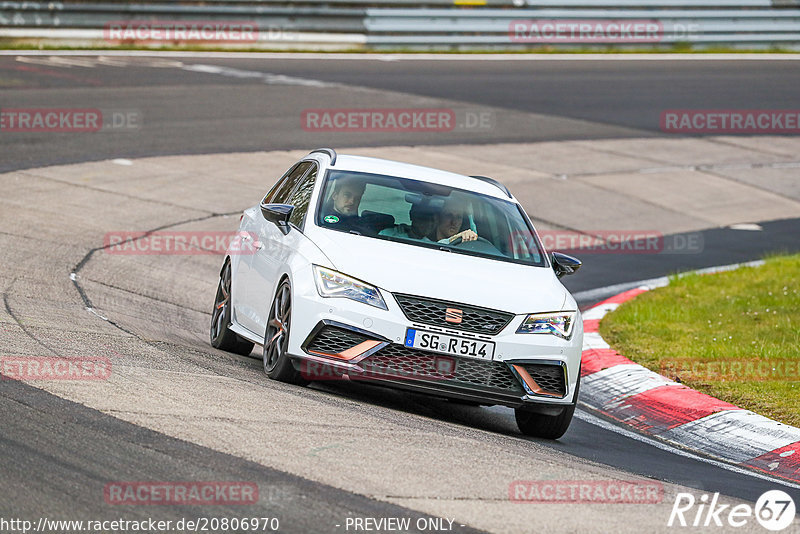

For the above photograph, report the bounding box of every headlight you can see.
[516,311,576,339]
[313,266,387,310]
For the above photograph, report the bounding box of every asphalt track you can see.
[1,53,800,171]
[1,379,482,534]
[1,53,799,532]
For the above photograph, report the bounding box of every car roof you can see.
[325,154,515,202]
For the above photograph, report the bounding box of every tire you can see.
[515,373,580,440]
[262,279,308,386]
[210,260,254,356]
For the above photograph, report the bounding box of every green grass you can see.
[599,254,800,427]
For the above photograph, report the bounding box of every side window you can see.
[263,162,312,205]
[287,166,318,229]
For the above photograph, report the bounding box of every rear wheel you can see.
[263,279,308,386]
[515,373,580,440]
[210,261,254,356]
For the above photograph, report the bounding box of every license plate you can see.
[404,328,495,360]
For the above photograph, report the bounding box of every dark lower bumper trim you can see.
[346,374,528,408]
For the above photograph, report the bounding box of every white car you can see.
[210,148,583,439]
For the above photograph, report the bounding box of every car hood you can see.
[310,229,569,314]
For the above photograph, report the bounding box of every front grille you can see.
[306,326,369,355]
[520,363,566,396]
[393,294,514,335]
[362,344,523,393]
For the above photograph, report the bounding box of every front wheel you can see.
[262,279,308,386]
[210,261,254,356]
[515,374,579,439]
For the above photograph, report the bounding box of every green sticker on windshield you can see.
[323,215,339,224]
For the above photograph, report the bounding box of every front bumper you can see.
[288,271,582,408]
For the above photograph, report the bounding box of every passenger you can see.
[434,196,478,244]
[379,203,436,241]
[321,177,367,233]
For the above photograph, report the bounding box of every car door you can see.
[248,162,317,335]
[234,161,312,335]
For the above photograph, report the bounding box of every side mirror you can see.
[552,251,581,278]
[260,203,294,235]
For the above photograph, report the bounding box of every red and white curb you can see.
[579,265,800,485]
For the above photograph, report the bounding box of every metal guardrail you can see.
[0,3,367,32]
[1,1,799,48]
[365,7,800,46]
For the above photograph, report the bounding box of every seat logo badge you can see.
[445,308,463,324]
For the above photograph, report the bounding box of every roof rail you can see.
[470,175,512,199]
[310,148,337,165]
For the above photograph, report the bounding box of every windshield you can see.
[314,170,546,267]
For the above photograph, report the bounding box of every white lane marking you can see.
[181,64,225,74]
[4,50,800,60]
[12,55,335,87]
[575,409,800,491]
[729,223,763,231]
[660,410,800,465]
[686,260,765,276]
[576,278,667,305]
[16,55,184,69]
[111,159,133,166]
[176,63,336,87]
[96,55,140,68]
[42,56,99,68]
[15,55,97,68]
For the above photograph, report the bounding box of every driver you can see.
[321,176,367,233]
[434,196,478,244]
